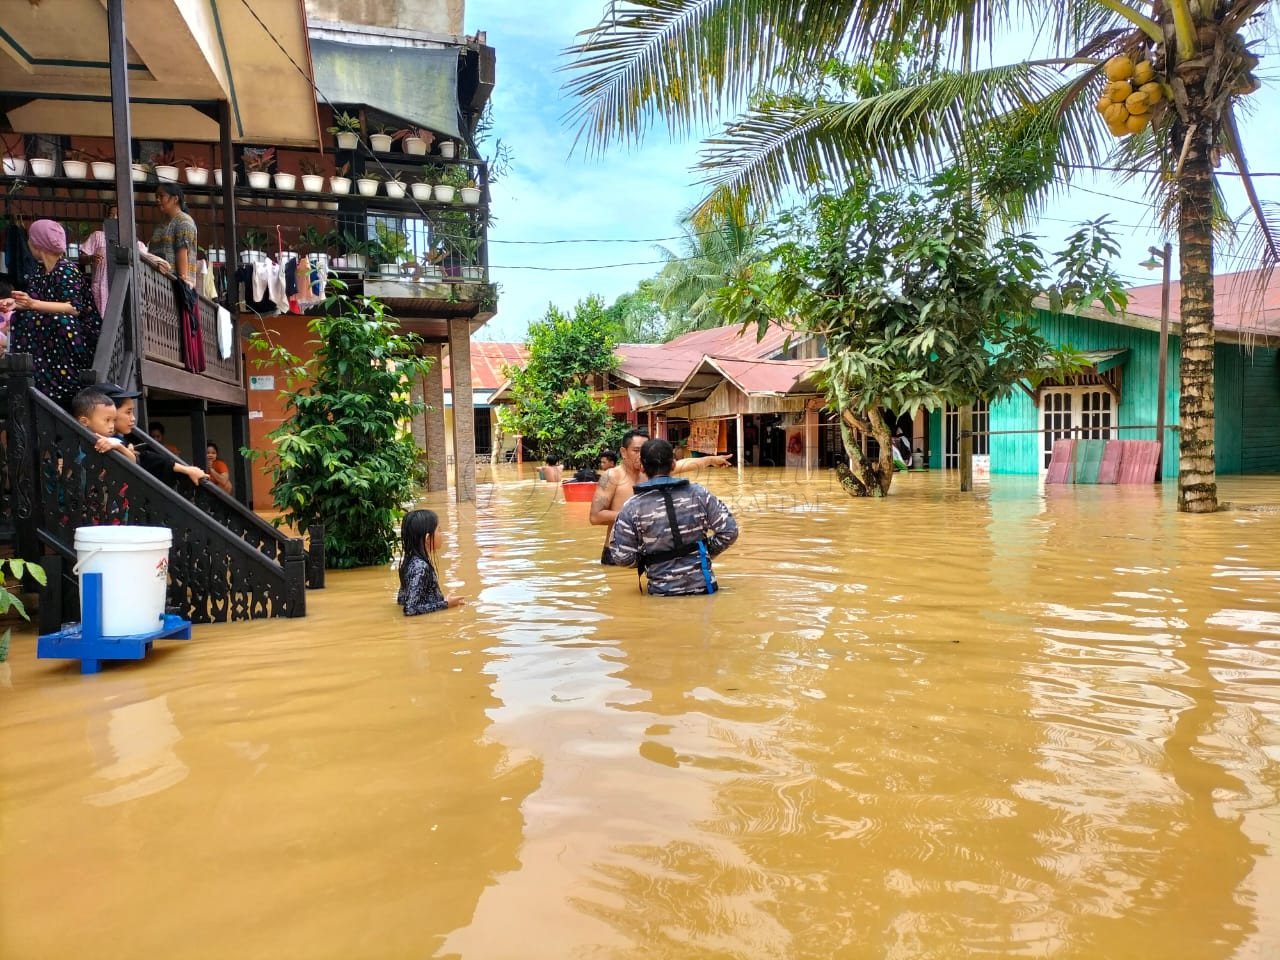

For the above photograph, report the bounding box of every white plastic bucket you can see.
[73,526,172,636]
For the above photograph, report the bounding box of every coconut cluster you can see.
[1095,55,1163,137]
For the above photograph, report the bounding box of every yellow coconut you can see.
[1104,55,1135,81]
[1125,91,1150,115]
[1107,121,1129,138]
[1103,102,1129,126]
[1125,113,1150,135]
[1106,80,1133,102]
[1133,60,1154,85]
[1139,81,1163,105]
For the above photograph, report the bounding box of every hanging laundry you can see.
[172,276,207,373]
[216,305,233,360]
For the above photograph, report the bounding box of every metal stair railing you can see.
[2,356,306,625]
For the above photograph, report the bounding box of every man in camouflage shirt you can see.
[608,438,739,596]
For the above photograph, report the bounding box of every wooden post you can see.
[1155,242,1172,481]
[804,404,818,473]
[189,401,208,481]
[231,409,252,506]
[218,100,238,306]
[735,412,745,474]
[959,404,974,492]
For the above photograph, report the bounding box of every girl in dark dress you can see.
[8,219,102,408]
[396,509,466,616]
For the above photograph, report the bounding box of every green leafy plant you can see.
[338,230,376,259]
[372,222,411,264]
[296,225,332,253]
[241,228,268,251]
[0,559,46,662]
[496,294,624,470]
[245,284,434,568]
[242,147,275,173]
[298,156,324,177]
[327,111,360,135]
[441,165,472,189]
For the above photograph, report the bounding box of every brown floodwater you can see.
[3,465,1280,960]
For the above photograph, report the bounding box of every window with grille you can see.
[1041,388,1114,469]
[944,401,989,469]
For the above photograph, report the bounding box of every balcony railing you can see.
[137,257,241,387]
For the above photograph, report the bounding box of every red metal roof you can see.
[710,357,823,394]
[444,341,528,391]
[1123,268,1280,337]
[616,322,796,387]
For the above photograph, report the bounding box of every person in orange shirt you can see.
[206,442,232,494]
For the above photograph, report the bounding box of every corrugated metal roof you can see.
[616,323,795,387]
[1117,268,1280,338]
[444,341,527,391]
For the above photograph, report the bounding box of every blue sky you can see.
[465,2,1280,343]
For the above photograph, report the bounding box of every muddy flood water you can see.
[3,465,1280,960]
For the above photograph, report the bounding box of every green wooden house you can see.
[921,270,1280,478]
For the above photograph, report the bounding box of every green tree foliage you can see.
[246,287,433,568]
[749,175,1127,497]
[564,0,1278,512]
[498,295,624,469]
[605,279,669,343]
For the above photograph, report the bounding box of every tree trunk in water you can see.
[866,406,895,495]
[836,410,883,497]
[1175,81,1218,512]
[958,404,973,492]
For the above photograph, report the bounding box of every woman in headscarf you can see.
[8,219,103,408]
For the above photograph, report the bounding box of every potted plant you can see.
[384,171,407,199]
[438,140,456,159]
[131,161,151,183]
[372,223,411,277]
[297,225,333,269]
[335,230,373,272]
[328,111,361,150]
[1,133,25,177]
[205,244,226,266]
[355,170,381,197]
[369,123,397,153]
[400,128,434,156]
[28,147,56,178]
[418,252,444,282]
[330,162,352,195]
[459,178,482,205]
[432,181,456,203]
[449,233,485,281]
[214,163,236,187]
[181,155,210,186]
[243,147,274,188]
[152,151,179,183]
[62,149,91,179]
[80,148,113,180]
[240,228,268,265]
[299,156,325,192]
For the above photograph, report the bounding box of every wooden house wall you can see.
[989,309,1179,477]
[1241,347,1280,473]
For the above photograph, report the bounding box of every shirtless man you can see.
[591,428,731,564]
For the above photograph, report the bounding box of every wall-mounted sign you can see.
[249,375,275,391]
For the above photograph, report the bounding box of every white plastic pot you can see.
[432,184,456,203]
[385,181,407,199]
[378,263,400,277]
[29,158,56,177]
[330,176,351,195]
[460,186,481,205]
[369,133,393,152]
[301,174,325,192]
[335,131,359,150]
[64,160,90,179]
[73,525,172,637]
[214,168,238,188]
[438,141,456,159]
[404,137,427,155]
[155,164,179,183]
[185,167,210,186]
[91,161,115,180]
[247,170,271,189]
[421,266,444,282]
[356,178,379,197]
[207,248,226,265]
[462,265,486,282]
[344,253,367,271]
[240,249,266,265]
[131,164,149,182]
[410,182,433,201]
[2,157,27,176]
[273,172,297,190]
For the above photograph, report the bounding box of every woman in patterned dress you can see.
[146,182,197,285]
[7,219,103,408]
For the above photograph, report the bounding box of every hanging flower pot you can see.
[335,131,359,151]
[273,172,297,190]
[155,164,180,183]
[410,182,432,201]
[460,186,481,205]
[404,136,427,156]
[91,161,115,180]
[29,158,56,177]
[432,184,456,203]
[64,159,90,179]
[301,174,325,192]
[356,177,379,197]
[369,133,393,152]
[185,166,210,186]
[330,176,352,195]
[2,157,27,177]
[385,180,407,199]
[438,141,456,159]
[247,170,271,189]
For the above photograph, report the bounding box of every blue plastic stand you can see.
[37,572,193,674]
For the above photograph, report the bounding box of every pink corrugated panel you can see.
[1098,440,1123,484]
[1117,441,1161,484]
[1045,439,1075,484]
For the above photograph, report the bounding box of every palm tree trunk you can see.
[1175,89,1218,512]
